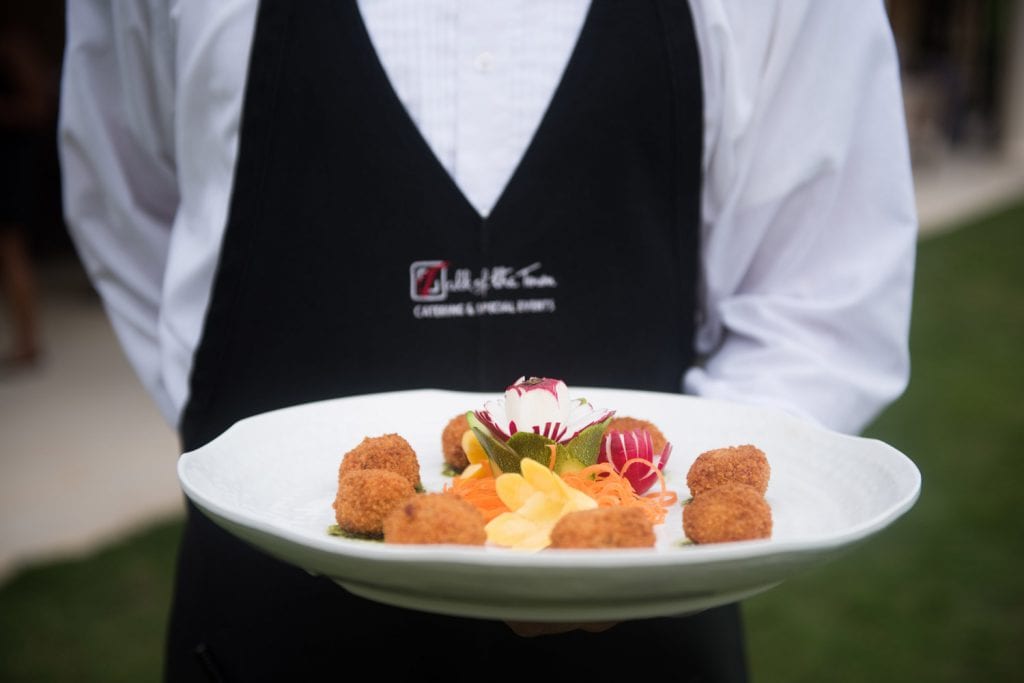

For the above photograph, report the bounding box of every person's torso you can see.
[179,0,704,450]
[165,7,751,682]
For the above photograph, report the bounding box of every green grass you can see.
[0,519,182,683]
[745,199,1024,682]
[1,200,1021,682]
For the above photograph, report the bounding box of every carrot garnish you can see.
[443,454,676,526]
[619,457,678,507]
[443,475,509,522]
[561,461,676,525]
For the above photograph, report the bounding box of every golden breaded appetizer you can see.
[333,469,416,538]
[686,444,770,497]
[549,506,656,549]
[440,413,471,472]
[339,433,421,489]
[682,483,772,544]
[383,492,486,545]
[606,416,668,455]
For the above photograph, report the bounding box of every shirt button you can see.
[474,51,495,73]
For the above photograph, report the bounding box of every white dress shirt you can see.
[57,0,918,435]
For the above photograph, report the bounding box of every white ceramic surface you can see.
[178,388,921,621]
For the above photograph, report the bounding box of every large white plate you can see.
[178,387,921,622]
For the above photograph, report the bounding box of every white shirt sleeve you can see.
[685,0,917,435]
[58,0,180,424]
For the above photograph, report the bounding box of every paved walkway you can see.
[914,153,1024,236]
[0,264,182,584]
[1,155,1022,584]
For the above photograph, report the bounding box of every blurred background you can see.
[1,1,1022,681]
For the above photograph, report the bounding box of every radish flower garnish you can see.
[467,377,614,475]
[598,429,673,495]
[477,376,603,443]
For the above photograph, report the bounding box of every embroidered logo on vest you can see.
[409,260,558,319]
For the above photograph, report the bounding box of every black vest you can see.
[168,2,747,681]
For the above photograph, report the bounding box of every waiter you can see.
[58,1,917,680]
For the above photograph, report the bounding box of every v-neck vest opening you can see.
[354,0,594,220]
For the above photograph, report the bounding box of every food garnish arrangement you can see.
[331,377,773,551]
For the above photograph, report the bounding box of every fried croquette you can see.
[440,413,471,472]
[333,469,416,538]
[548,506,656,549]
[383,493,486,545]
[686,444,770,497]
[606,416,668,454]
[339,433,421,489]
[682,483,772,544]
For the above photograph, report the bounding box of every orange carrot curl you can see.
[443,476,508,522]
[561,461,677,525]
[618,457,679,509]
